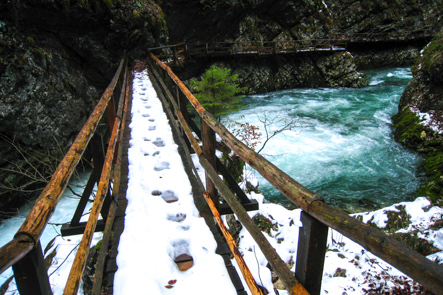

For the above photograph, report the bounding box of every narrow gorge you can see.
[0,0,442,211]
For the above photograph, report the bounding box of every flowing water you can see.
[227,67,425,212]
[0,67,425,287]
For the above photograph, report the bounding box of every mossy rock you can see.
[252,213,278,235]
[418,153,443,204]
[367,205,411,234]
[392,108,426,150]
[391,231,439,256]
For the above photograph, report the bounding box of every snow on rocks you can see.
[113,70,236,295]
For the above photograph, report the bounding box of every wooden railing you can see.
[151,29,436,65]
[146,52,443,295]
[151,39,347,64]
[0,56,130,295]
[331,28,436,43]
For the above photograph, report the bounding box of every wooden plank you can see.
[64,115,121,295]
[60,220,106,236]
[0,57,126,275]
[202,120,218,208]
[216,158,250,204]
[92,68,131,295]
[218,200,258,215]
[203,192,264,295]
[172,106,308,294]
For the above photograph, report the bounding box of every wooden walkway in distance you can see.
[151,29,435,63]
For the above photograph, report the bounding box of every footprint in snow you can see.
[148,126,156,131]
[142,114,150,118]
[151,190,179,203]
[170,240,193,271]
[167,213,186,222]
[153,138,165,147]
[154,161,170,171]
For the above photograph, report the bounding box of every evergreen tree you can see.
[191,65,247,120]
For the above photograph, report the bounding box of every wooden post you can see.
[13,242,51,295]
[296,211,328,295]
[172,45,178,66]
[202,120,218,208]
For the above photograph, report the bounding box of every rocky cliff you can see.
[165,0,440,92]
[0,0,441,210]
[393,31,443,205]
[0,0,167,210]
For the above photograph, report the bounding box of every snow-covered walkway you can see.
[113,70,237,294]
[4,69,443,295]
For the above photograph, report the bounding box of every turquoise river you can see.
[227,67,425,212]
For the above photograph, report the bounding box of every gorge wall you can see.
[393,31,443,205]
[0,0,167,210]
[165,0,439,92]
[0,0,441,210]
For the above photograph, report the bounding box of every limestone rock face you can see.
[392,31,443,204]
[0,1,167,207]
[315,52,368,88]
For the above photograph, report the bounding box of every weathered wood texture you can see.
[148,52,443,295]
[149,62,249,294]
[92,69,131,295]
[149,55,308,294]
[64,65,129,294]
[202,120,218,207]
[296,211,328,295]
[203,192,264,295]
[0,57,126,280]
[12,242,51,295]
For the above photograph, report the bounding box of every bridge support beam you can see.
[296,211,328,295]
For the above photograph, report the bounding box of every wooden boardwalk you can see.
[151,29,435,63]
[103,72,248,294]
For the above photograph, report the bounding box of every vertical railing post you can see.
[172,45,178,66]
[202,120,218,208]
[12,241,51,295]
[295,211,328,295]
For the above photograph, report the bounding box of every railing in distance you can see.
[146,52,443,295]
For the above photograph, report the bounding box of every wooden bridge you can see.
[151,29,435,65]
[1,43,442,294]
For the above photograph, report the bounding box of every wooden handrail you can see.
[148,53,309,294]
[203,192,264,295]
[148,52,443,295]
[14,56,126,244]
[64,63,129,295]
[0,57,126,294]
